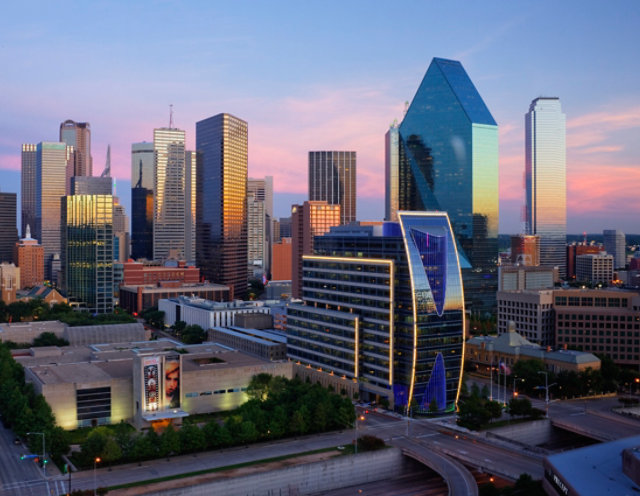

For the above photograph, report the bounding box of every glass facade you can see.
[291,212,465,412]
[308,151,356,224]
[525,97,566,276]
[153,128,186,261]
[21,144,37,238]
[62,194,114,313]
[196,113,248,300]
[386,58,498,314]
[131,142,155,260]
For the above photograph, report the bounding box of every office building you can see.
[21,144,37,238]
[272,238,292,281]
[576,253,614,284]
[525,98,567,276]
[554,288,640,367]
[0,192,18,263]
[14,225,44,289]
[567,244,604,280]
[62,194,114,313]
[290,201,341,299]
[386,58,499,313]
[603,229,626,269]
[498,265,556,291]
[71,176,112,195]
[247,177,274,275]
[196,113,248,300]
[34,142,72,281]
[309,151,356,224]
[153,127,186,261]
[510,234,540,266]
[60,120,92,194]
[131,142,155,260]
[113,198,129,262]
[287,213,465,412]
[279,217,292,239]
[119,282,229,315]
[184,150,197,262]
[497,290,555,346]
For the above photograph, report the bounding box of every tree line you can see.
[0,299,135,326]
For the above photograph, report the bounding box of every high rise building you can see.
[525,97,566,277]
[247,177,274,275]
[131,142,155,260]
[287,213,465,412]
[14,225,44,289]
[62,194,114,313]
[385,58,499,313]
[184,150,197,262]
[603,229,626,269]
[196,113,248,300]
[71,176,112,195]
[21,144,37,238]
[113,198,129,262]
[60,120,92,194]
[153,128,186,261]
[0,192,18,263]
[309,151,356,225]
[34,142,72,281]
[291,201,341,299]
[0,263,19,304]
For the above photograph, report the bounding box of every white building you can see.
[525,97,566,277]
[576,253,614,284]
[497,289,555,347]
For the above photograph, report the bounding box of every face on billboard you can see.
[164,356,180,409]
[143,357,160,411]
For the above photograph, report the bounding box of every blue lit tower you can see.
[288,212,465,412]
[386,58,499,314]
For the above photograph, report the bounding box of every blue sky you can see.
[1,1,639,233]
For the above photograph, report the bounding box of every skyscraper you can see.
[385,58,499,313]
[131,142,155,260]
[247,177,274,276]
[290,201,341,298]
[153,128,186,261]
[287,212,465,412]
[21,144,37,238]
[113,198,129,262]
[62,194,113,313]
[525,97,566,277]
[184,150,197,262]
[603,229,626,269]
[34,142,72,281]
[309,151,356,225]
[60,120,92,194]
[14,225,44,289]
[0,193,18,263]
[196,113,248,300]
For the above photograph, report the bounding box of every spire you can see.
[101,145,111,177]
[26,224,31,239]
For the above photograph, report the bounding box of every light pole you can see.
[94,457,101,496]
[354,414,365,454]
[538,371,557,417]
[26,432,45,478]
[513,377,524,398]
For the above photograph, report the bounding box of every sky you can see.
[1,1,639,234]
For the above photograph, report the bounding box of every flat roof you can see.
[224,326,287,345]
[545,435,640,494]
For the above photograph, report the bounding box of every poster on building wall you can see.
[143,356,160,411]
[164,355,180,409]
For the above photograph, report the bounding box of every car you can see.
[13,438,21,445]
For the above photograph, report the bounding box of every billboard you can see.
[164,355,180,409]
[143,356,160,411]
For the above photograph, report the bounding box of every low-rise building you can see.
[498,265,556,291]
[207,326,287,361]
[119,282,229,315]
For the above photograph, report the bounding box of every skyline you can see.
[1,1,639,233]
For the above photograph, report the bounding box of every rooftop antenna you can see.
[169,104,174,129]
[101,145,111,177]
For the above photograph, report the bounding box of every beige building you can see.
[0,263,20,304]
[576,253,614,284]
[497,290,555,346]
[15,338,292,430]
[498,265,557,291]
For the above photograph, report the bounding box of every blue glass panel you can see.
[421,352,446,410]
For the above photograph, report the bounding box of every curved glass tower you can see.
[386,58,498,314]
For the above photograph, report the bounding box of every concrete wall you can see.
[486,419,553,446]
[133,448,405,496]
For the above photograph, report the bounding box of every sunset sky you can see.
[1,1,639,233]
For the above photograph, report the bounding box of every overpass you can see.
[551,409,640,442]
[390,437,478,496]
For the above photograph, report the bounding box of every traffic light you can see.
[63,463,68,474]
[20,454,25,460]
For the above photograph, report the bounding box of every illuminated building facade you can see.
[62,194,114,313]
[153,128,186,261]
[14,225,44,289]
[385,58,499,314]
[184,151,197,262]
[309,151,356,225]
[510,234,540,266]
[35,142,73,281]
[247,177,274,276]
[60,120,92,193]
[196,113,248,300]
[131,142,155,261]
[525,97,566,276]
[21,144,37,238]
[291,201,341,299]
[287,212,465,412]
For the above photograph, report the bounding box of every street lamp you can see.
[537,371,557,417]
[26,432,45,478]
[513,377,525,398]
[94,457,101,496]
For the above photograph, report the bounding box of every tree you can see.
[508,397,532,417]
[246,373,272,401]
[428,397,439,413]
[181,325,206,344]
[159,425,180,457]
[179,422,205,452]
[33,332,69,347]
[171,320,187,336]
[485,400,503,422]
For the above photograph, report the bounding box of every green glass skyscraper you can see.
[386,57,499,314]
